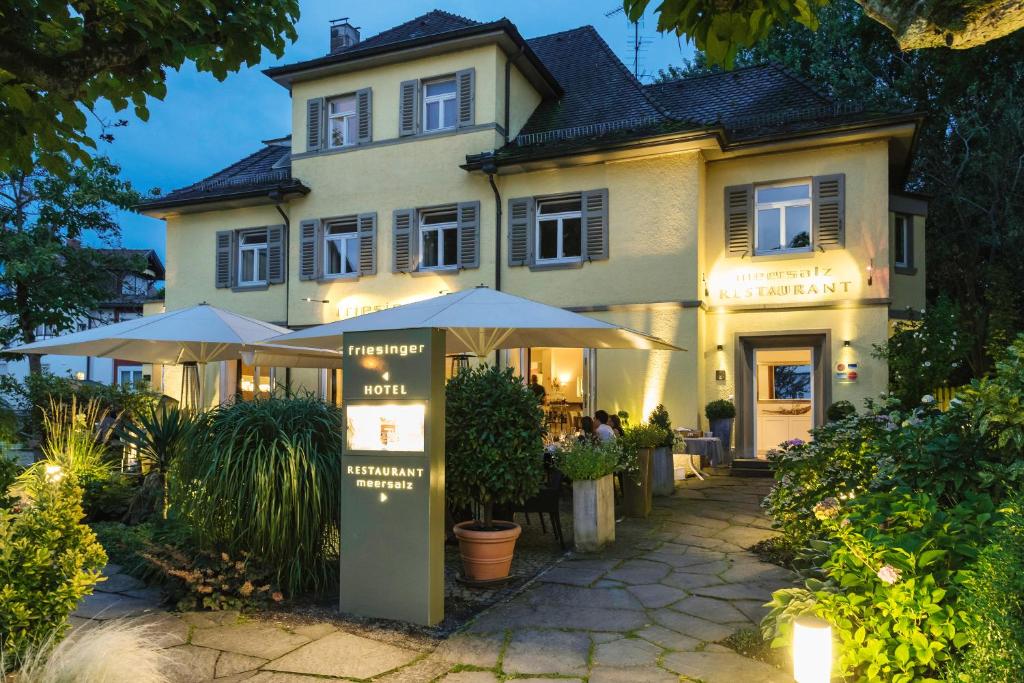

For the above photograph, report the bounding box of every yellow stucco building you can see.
[139,11,927,458]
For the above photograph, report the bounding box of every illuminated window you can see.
[324,217,359,277]
[238,231,268,286]
[419,208,458,270]
[755,183,811,255]
[536,197,582,264]
[327,95,358,148]
[423,78,457,132]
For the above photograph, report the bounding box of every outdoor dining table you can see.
[683,436,728,467]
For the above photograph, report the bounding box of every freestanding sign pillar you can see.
[339,328,445,625]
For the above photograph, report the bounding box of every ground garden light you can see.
[793,615,832,682]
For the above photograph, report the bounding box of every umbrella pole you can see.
[198,361,208,411]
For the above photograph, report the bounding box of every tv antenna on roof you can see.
[605,4,650,81]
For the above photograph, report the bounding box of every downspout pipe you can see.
[483,161,501,292]
[271,193,290,327]
[483,160,501,366]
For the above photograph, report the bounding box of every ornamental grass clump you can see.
[445,364,545,529]
[171,395,343,596]
[554,439,620,481]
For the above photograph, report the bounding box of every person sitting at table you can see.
[608,413,625,438]
[594,410,615,442]
[529,374,546,402]
[578,416,596,443]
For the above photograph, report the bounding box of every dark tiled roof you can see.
[137,142,307,212]
[94,249,166,280]
[519,27,667,136]
[346,10,480,51]
[643,64,832,126]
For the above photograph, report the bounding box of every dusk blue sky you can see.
[97,2,695,268]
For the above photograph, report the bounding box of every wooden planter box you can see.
[572,474,615,552]
[652,445,675,496]
[623,447,653,518]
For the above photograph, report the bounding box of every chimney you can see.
[330,18,360,53]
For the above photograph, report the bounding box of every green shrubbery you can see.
[0,470,106,671]
[171,395,343,596]
[764,491,992,682]
[445,364,545,528]
[704,398,736,420]
[761,335,1024,681]
[554,439,620,480]
[0,372,158,442]
[647,404,674,447]
[952,493,1024,682]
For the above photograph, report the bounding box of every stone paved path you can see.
[73,476,796,681]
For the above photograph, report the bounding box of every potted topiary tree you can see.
[555,439,619,552]
[446,365,546,581]
[705,399,736,460]
[648,404,675,496]
[618,423,668,518]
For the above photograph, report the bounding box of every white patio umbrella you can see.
[7,303,342,408]
[269,287,684,355]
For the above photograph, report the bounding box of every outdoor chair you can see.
[506,466,566,550]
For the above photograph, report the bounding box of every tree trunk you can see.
[15,281,41,375]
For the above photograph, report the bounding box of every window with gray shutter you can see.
[398,80,419,137]
[306,98,325,152]
[215,230,234,288]
[356,88,372,144]
[357,212,377,276]
[456,201,480,268]
[299,219,320,280]
[392,208,417,272]
[507,197,534,267]
[724,184,754,257]
[582,189,609,261]
[812,174,845,249]
[266,224,286,284]
[455,68,475,128]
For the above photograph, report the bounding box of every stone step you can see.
[728,458,774,478]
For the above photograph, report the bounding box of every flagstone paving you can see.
[72,476,796,681]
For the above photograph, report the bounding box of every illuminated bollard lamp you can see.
[793,615,832,683]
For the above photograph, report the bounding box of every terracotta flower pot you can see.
[453,520,522,581]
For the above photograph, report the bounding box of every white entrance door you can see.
[754,348,814,457]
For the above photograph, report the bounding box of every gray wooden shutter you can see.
[582,189,609,261]
[455,68,475,128]
[357,212,377,276]
[507,197,534,267]
[356,88,372,144]
[306,98,325,152]
[299,219,320,281]
[215,230,234,288]
[724,184,753,257]
[813,174,845,249]
[392,208,418,272]
[456,201,480,269]
[398,80,418,137]
[266,224,286,284]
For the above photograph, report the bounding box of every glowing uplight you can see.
[45,464,64,483]
[793,616,832,683]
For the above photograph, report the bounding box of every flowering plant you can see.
[763,490,994,682]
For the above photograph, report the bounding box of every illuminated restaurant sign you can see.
[715,266,855,302]
[339,328,445,625]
